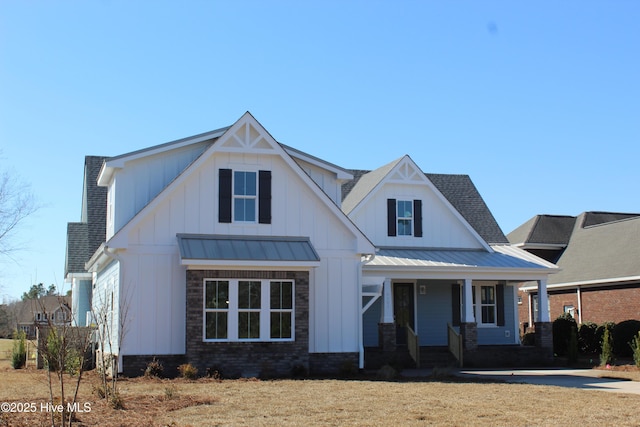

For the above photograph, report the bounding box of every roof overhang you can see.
[363,245,559,281]
[177,234,321,269]
[520,275,640,292]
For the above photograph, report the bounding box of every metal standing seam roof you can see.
[176,234,320,262]
[366,246,557,270]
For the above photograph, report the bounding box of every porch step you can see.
[419,346,458,368]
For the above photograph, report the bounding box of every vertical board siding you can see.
[363,297,381,347]
[477,285,516,345]
[416,280,453,346]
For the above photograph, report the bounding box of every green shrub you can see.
[521,332,535,346]
[600,327,613,366]
[578,322,599,354]
[596,322,615,353]
[631,332,640,368]
[567,327,578,364]
[144,357,164,378]
[612,320,640,358]
[177,363,198,379]
[11,330,27,369]
[553,313,577,356]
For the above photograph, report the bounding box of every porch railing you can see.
[407,325,420,368]
[447,323,463,367]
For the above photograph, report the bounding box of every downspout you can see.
[102,245,124,374]
[576,286,582,324]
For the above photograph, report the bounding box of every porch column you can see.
[462,278,475,322]
[460,278,477,351]
[536,279,550,322]
[378,278,396,351]
[535,278,553,355]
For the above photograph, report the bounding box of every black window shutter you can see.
[452,284,461,326]
[413,199,423,237]
[387,199,396,236]
[496,284,505,326]
[218,169,232,223]
[258,170,271,224]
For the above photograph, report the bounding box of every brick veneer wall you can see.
[519,283,640,330]
[185,269,310,378]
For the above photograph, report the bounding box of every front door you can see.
[394,283,415,345]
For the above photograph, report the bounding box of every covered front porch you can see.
[360,247,557,369]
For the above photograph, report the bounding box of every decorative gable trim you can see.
[103,112,375,256]
[350,155,492,252]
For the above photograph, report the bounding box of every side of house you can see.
[509,212,640,329]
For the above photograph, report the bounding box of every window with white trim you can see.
[233,171,257,222]
[203,279,294,342]
[472,285,496,325]
[397,200,413,236]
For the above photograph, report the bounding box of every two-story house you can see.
[68,112,557,377]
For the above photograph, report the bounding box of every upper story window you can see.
[387,198,422,237]
[397,200,414,236]
[234,171,257,222]
[219,169,271,224]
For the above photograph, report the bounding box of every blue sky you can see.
[0,1,638,301]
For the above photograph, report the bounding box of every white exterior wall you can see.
[351,182,484,249]
[293,158,343,207]
[113,150,363,355]
[107,142,211,240]
[93,260,120,355]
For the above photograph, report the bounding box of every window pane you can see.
[239,281,261,309]
[271,312,292,339]
[397,200,412,218]
[239,312,260,339]
[482,306,495,324]
[481,286,495,304]
[205,312,228,339]
[234,171,256,196]
[234,198,256,222]
[398,219,412,236]
[205,281,229,309]
[270,281,293,310]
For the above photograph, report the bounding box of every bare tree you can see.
[0,161,39,259]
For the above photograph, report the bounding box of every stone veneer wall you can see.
[185,270,310,378]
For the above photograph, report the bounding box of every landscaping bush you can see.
[177,363,198,379]
[612,320,640,358]
[567,327,578,364]
[553,313,577,356]
[11,330,27,369]
[144,357,164,378]
[631,331,640,368]
[521,332,535,346]
[578,322,599,354]
[600,327,613,366]
[596,322,615,353]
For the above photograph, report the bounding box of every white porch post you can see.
[382,278,394,323]
[537,278,550,322]
[462,278,474,322]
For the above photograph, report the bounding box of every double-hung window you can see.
[233,171,257,222]
[203,279,294,341]
[472,285,497,326]
[397,200,413,236]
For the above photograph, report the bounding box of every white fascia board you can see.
[97,128,228,186]
[64,272,92,283]
[363,265,554,281]
[182,260,320,270]
[516,243,567,250]
[520,275,640,292]
[282,144,353,180]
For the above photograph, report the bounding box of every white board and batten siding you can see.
[352,182,485,250]
[93,260,120,354]
[111,146,366,356]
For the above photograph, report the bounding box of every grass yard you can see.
[1,360,640,426]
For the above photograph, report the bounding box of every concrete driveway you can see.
[456,368,640,395]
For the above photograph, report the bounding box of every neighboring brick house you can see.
[508,212,640,331]
[68,112,558,376]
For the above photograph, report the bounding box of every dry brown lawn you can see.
[1,360,640,426]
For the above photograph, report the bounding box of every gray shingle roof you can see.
[65,155,108,276]
[340,162,509,244]
[507,215,576,245]
[550,214,640,285]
